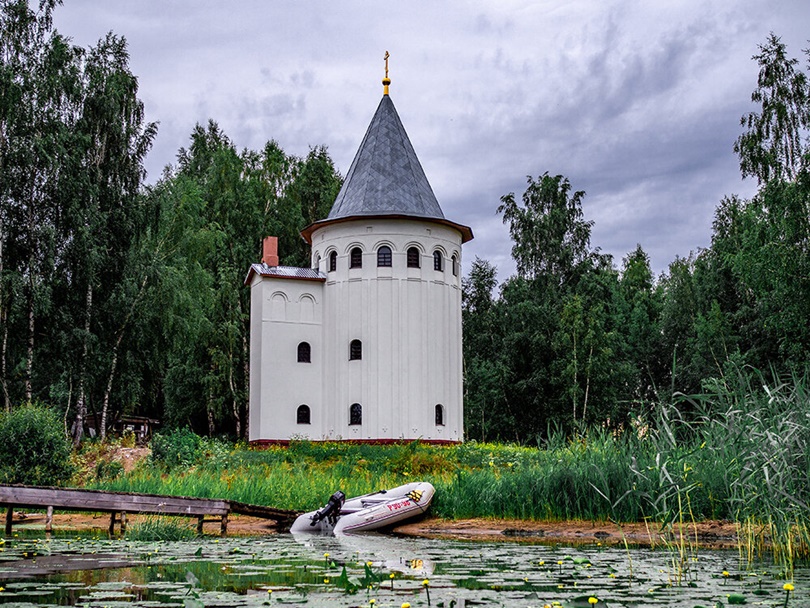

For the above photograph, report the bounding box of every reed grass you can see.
[87,366,810,568]
[126,516,197,541]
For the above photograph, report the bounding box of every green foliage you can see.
[497,172,594,281]
[88,371,810,566]
[149,428,230,470]
[126,516,196,541]
[464,33,810,442]
[94,458,124,481]
[733,33,809,183]
[468,173,642,441]
[143,122,341,437]
[0,403,73,485]
[1,13,808,463]
[0,3,342,439]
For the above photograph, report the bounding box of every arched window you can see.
[329,251,337,272]
[435,404,445,426]
[314,254,321,270]
[349,339,362,361]
[407,247,421,268]
[433,251,443,272]
[297,405,311,424]
[377,245,392,267]
[297,342,311,363]
[350,247,363,269]
[349,403,362,426]
[452,255,458,276]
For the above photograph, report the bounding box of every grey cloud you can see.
[51,0,808,281]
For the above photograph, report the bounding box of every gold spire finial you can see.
[383,50,391,95]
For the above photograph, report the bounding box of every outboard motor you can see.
[309,490,345,527]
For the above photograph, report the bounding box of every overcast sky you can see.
[53,1,808,281]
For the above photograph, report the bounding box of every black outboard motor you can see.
[309,490,346,527]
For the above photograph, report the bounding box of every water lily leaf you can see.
[726,594,746,604]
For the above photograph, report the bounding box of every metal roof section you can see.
[328,95,445,221]
[244,263,326,286]
[301,93,474,244]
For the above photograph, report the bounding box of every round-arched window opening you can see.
[350,339,362,361]
[297,404,311,425]
[328,251,337,272]
[297,342,311,363]
[435,404,445,426]
[407,247,421,268]
[350,247,363,269]
[451,254,459,276]
[377,245,392,267]
[349,403,362,426]
[433,251,443,272]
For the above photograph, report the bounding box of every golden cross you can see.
[384,51,390,79]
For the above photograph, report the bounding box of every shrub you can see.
[0,404,73,486]
[150,428,203,469]
[95,459,124,481]
[150,428,230,470]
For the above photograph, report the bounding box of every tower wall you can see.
[248,275,324,442]
[311,218,463,442]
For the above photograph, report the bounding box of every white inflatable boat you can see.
[289,481,435,535]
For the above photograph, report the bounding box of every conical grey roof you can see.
[328,95,445,220]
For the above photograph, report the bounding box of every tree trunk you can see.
[0,307,8,412]
[100,275,149,439]
[571,328,578,423]
[582,344,593,424]
[73,283,92,447]
[242,331,249,440]
[225,322,241,438]
[0,121,9,412]
[25,193,36,404]
[25,263,34,403]
[206,379,216,437]
[100,345,119,440]
[0,217,7,411]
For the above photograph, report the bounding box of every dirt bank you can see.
[394,517,742,549]
[9,511,742,549]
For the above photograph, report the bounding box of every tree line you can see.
[0,1,341,442]
[463,33,810,442]
[2,3,806,444]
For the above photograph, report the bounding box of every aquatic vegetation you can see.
[126,516,196,541]
[78,371,810,570]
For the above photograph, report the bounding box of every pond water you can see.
[0,531,805,607]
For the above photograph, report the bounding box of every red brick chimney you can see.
[262,236,279,267]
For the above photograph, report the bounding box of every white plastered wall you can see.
[311,218,464,442]
[248,275,324,442]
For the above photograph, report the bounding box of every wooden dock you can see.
[0,484,299,536]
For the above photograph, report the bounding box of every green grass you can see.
[126,516,197,541]
[86,367,810,568]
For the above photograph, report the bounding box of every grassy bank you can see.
[85,369,810,567]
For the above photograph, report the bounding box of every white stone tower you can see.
[246,64,473,444]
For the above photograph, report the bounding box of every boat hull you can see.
[290,482,434,535]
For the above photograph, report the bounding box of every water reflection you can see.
[0,532,804,607]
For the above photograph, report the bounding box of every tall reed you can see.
[87,367,810,566]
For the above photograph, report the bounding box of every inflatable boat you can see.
[290,481,435,535]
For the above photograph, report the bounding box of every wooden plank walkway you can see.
[0,484,299,536]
